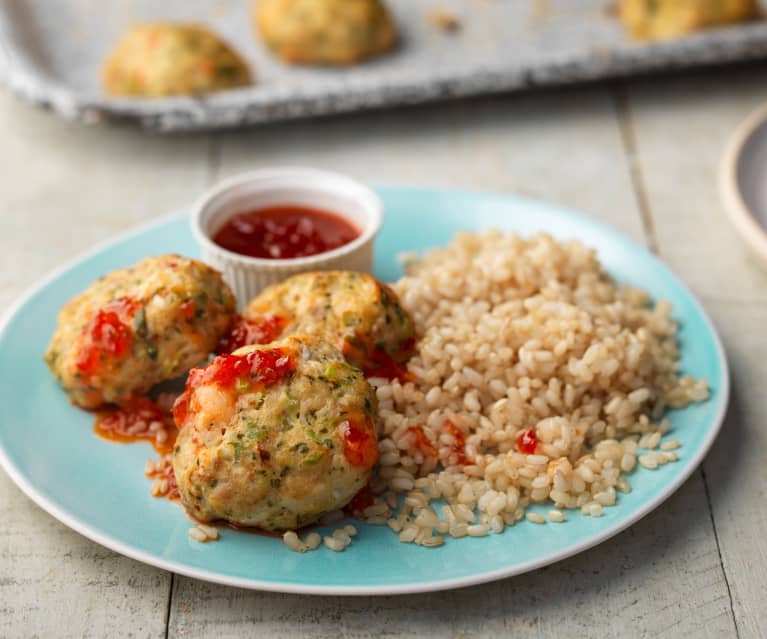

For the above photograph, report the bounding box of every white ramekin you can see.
[191,167,383,307]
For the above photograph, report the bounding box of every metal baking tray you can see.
[2,0,767,131]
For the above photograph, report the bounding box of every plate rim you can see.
[0,187,730,595]
[719,101,767,271]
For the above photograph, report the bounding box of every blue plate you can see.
[0,187,728,595]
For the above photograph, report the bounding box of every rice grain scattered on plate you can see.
[361,230,708,546]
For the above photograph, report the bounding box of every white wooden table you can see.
[2,64,766,638]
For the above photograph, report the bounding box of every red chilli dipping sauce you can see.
[212,205,360,259]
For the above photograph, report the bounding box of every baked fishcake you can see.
[240,271,415,374]
[103,23,252,97]
[254,0,397,65]
[172,335,378,530]
[619,0,758,40]
[45,255,236,409]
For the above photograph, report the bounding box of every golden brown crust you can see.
[44,255,236,409]
[243,271,415,369]
[173,335,377,530]
[254,0,397,65]
[103,23,252,97]
[619,0,758,40]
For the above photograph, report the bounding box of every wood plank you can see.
[624,63,767,638]
[169,86,735,638]
[0,90,211,310]
[0,477,170,639]
[213,88,645,241]
[170,478,730,639]
[0,89,211,639]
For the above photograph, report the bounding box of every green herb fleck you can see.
[302,451,325,466]
[217,64,241,79]
[246,421,268,442]
[134,307,158,360]
[282,387,300,428]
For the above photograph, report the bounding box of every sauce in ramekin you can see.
[212,206,360,259]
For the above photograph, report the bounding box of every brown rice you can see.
[361,230,708,546]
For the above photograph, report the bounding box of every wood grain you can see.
[625,64,767,639]
[0,91,212,309]
[169,478,732,639]
[0,90,210,639]
[0,476,169,639]
[213,88,645,241]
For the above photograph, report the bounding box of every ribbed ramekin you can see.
[191,167,383,307]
